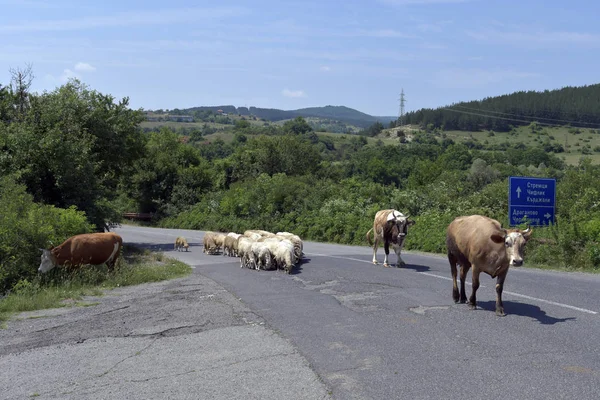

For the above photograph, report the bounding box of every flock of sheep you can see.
[200,230,303,274]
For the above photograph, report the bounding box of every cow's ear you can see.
[490,233,505,244]
[407,219,416,226]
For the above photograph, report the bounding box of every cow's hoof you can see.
[496,309,506,317]
[398,262,406,268]
[383,263,391,268]
[372,262,378,265]
[468,303,477,310]
[459,299,467,304]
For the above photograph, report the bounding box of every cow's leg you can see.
[495,272,508,316]
[372,236,379,265]
[459,262,471,303]
[468,267,481,310]
[393,244,406,267]
[383,241,391,267]
[449,253,459,303]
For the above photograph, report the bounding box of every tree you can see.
[127,128,210,216]
[0,78,145,230]
[359,122,384,137]
[282,116,313,135]
[9,64,34,121]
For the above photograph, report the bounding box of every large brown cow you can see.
[446,215,532,316]
[38,232,123,273]
[366,209,415,267]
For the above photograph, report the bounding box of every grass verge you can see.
[0,245,191,327]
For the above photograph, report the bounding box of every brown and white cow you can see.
[446,215,532,316]
[38,232,123,273]
[366,209,415,267]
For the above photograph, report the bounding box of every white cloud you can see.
[320,66,331,72]
[60,68,79,82]
[282,88,306,98]
[74,62,96,72]
[45,62,97,85]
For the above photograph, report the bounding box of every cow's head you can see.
[38,248,58,273]
[491,227,533,267]
[386,211,416,245]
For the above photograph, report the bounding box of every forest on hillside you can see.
[403,84,600,132]
[157,105,389,129]
[2,70,600,294]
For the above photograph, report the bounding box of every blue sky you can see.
[1,0,599,116]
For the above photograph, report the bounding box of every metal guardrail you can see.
[122,212,153,221]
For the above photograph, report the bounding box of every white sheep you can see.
[223,232,241,257]
[203,232,219,255]
[276,232,303,262]
[174,236,190,252]
[250,241,273,271]
[272,239,296,274]
[237,236,255,268]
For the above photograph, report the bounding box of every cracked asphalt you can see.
[3,224,600,400]
[0,270,330,399]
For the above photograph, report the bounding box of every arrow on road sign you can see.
[544,213,551,219]
[516,186,521,198]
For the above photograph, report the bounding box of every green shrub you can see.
[0,176,93,293]
[404,211,456,253]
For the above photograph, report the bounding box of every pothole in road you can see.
[409,305,449,315]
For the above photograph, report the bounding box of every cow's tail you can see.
[366,228,374,246]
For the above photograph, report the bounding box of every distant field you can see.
[140,119,600,165]
[383,125,600,165]
[140,114,266,131]
[140,121,226,130]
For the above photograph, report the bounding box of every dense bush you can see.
[0,176,93,292]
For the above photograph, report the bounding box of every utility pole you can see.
[398,89,406,126]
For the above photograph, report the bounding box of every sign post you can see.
[508,176,556,226]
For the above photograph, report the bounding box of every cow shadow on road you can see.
[477,300,577,325]
[400,263,430,272]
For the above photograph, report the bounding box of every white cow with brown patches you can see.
[366,209,415,267]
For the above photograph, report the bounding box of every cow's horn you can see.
[522,227,531,234]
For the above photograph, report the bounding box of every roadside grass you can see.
[0,245,191,326]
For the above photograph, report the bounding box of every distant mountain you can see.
[164,104,396,129]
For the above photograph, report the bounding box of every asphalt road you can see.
[3,225,600,399]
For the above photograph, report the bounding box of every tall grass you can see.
[0,246,191,326]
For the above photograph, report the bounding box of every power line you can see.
[449,104,600,127]
[441,108,564,127]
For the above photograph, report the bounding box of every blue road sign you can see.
[508,176,556,226]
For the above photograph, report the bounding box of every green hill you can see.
[157,104,396,129]
[404,83,600,132]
